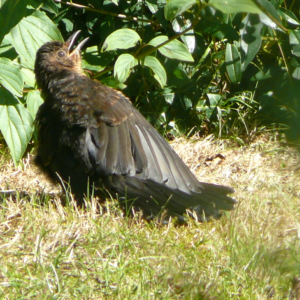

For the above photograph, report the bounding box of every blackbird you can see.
[34,31,236,222]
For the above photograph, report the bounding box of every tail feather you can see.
[104,175,236,222]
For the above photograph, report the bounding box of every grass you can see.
[0,134,299,299]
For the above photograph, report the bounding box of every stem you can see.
[91,65,114,79]
[53,0,152,24]
[289,0,295,11]
[277,38,291,83]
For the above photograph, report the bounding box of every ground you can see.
[0,134,299,299]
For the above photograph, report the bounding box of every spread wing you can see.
[85,79,220,196]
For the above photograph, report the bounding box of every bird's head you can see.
[35,31,89,89]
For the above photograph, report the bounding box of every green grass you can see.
[0,137,299,299]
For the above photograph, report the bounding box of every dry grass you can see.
[0,134,299,299]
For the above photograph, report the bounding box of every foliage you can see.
[0,0,300,162]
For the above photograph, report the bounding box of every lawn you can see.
[0,134,299,299]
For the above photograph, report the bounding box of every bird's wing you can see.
[84,79,205,194]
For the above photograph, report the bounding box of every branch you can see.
[53,0,152,24]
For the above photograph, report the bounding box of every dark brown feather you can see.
[34,32,236,222]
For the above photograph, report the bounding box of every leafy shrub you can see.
[0,0,299,163]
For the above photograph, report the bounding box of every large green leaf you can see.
[101,29,140,52]
[279,8,300,26]
[114,54,138,83]
[0,0,30,44]
[148,36,194,62]
[225,43,241,84]
[240,14,262,71]
[209,0,261,14]
[7,10,63,69]
[164,0,197,21]
[26,90,43,118]
[20,67,35,88]
[0,87,33,163]
[143,56,166,88]
[0,57,23,97]
[255,0,283,30]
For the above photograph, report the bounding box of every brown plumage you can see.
[34,31,236,222]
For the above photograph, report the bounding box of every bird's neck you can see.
[37,67,93,127]
[38,67,79,98]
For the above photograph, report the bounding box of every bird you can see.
[34,31,236,223]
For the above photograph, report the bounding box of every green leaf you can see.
[20,67,35,88]
[205,94,222,119]
[279,8,300,25]
[292,67,300,80]
[164,0,197,21]
[172,18,195,53]
[289,30,300,45]
[100,76,127,90]
[240,14,262,71]
[61,18,74,32]
[207,93,222,106]
[225,43,242,84]
[146,1,158,14]
[0,0,29,44]
[114,54,138,83]
[197,19,239,41]
[26,90,43,118]
[0,87,33,163]
[255,0,283,30]
[82,46,108,73]
[148,36,194,62]
[7,10,63,69]
[0,57,23,97]
[251,68,273,81]
[292,44,300,57]
[143,56,167,88]
[209,0,261,14]
[101,29,140,52]
[226,96,253,108]
[0,40,14,55]
[163,90,175,105]
[33,0,60,14]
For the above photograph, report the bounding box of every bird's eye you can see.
[58,50,65,57]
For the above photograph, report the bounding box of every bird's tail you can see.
[104,175,236,223]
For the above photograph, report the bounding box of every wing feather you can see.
[135,125,163,182]
[85,82,229,201]
[128,121,148,174]
[116,120,135,175]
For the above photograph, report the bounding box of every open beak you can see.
[66,30,89,53]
